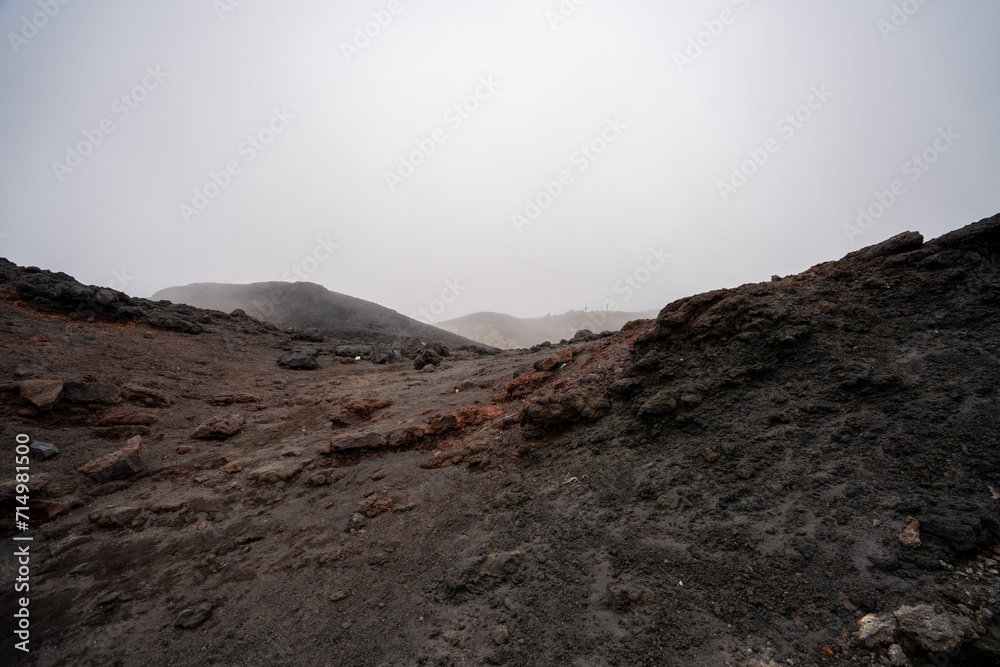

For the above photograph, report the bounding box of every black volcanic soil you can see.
[1,214,999,667]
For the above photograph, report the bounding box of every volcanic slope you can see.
[0,213,998,666]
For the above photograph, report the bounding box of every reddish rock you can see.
[899,517,921,548]
[534,349,573,372]
[79,435,145,483]
[190,414,245,440]
[328,396,392,427]
[176,445,197,455]
[223,462,243,473]
[426,406,503,434]
[19,379,64,409]
[504,372,552,399]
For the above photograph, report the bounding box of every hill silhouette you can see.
[152,281,487,350]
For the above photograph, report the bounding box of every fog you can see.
[1,0,998,322]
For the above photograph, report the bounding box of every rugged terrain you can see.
[1,213,999,667]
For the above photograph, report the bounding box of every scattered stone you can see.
[176,446,197,455]
[899,516,921,548]
[491,625,509,645]
[223,462,243,473]
[277,350,319,370]
[329,590,347,602]
[887,644,907,667]
[355,491,398,518]
[174,602,212,629]
[64,381,122,404]
[18,379,64,409]
[455,380,479,392]
[79,435,145,483]
[248,461,302,484]
[477,551,521,577]
[190,414,245,440]
[418,364,436,374]
[347,513,367,530]
[335,345,373,360]
[414,348,443,370]
[29,441,60,460]
[894,604,975,653]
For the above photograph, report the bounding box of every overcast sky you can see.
[1,1,998,322]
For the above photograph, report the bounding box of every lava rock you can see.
[29,441,60,460]
[277,350,319,370]
[414,348,443,370]
[190,414,245,440]
[18,379,64,410]
[79,435,145,483]
[174,602,213,629]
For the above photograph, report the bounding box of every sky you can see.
[1,1,998,323]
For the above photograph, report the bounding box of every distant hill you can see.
[151,281,486,349]
[438,309,659,349]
